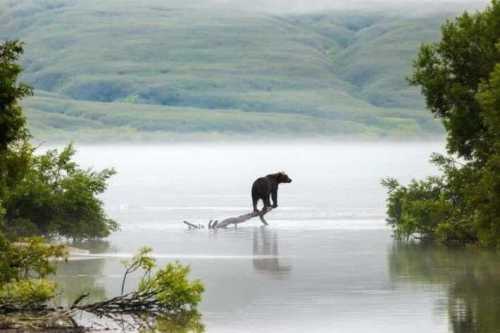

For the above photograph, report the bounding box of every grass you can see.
[0,0,472,141]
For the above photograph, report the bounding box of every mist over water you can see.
[53,142,500,332]
[70,142,443,232]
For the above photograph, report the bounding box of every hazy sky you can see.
[3,0,490,17]
[211,0,489,13]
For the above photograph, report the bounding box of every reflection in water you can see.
[71,239,114,253]
[70,310,205,333]
[252,227,291,277]
[140,311,205,333]
[389,242,500,333]
[54,258,108,306]
[53,240,114,306]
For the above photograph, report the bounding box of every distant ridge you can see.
[1,0,483,141]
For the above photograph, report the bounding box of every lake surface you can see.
[52,142,500,333]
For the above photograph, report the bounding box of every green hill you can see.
[1,0,478,141]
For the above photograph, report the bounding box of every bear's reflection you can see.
[252,227,291,277]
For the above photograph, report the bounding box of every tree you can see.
[0,40,117,240]
[0,40,31,150]
[409,0,500,162]
[384,0,500,247]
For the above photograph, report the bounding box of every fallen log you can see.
[185,207,274,229]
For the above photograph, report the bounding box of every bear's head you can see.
[276,171,292,184]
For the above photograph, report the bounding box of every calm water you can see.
[52,143,500,333]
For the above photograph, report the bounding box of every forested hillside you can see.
[0,0,477,141]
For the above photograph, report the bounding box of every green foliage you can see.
[121,246,156,294]
[409,0,500,161]
[383,158,478,245]
[0,235,67,309]
[122,247,157,275]
[0,279,56,308]
[0,40,32,149]
[121,247,204,311]
[138,262,204,312]
[0,142,118,240]
[472,65,500,246]
[384,0,500,247]
[0,234,67,282]
[119,247,204,313]
[382,176,450,241]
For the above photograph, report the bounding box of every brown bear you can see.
[252,171,292,212]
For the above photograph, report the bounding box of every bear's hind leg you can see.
[252,194,259,212]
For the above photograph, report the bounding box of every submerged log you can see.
[183,221,201,229]
[185,207,274,229]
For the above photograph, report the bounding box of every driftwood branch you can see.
[184,207,274,229]
[74,290,163,317]
[0,288,194,330]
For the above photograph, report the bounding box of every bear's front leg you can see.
[271,189,278,208]
[263,195,272,212]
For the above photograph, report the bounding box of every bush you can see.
[0,235,67,310]
[0,143,118,240]
[382,154,486,245]
[0,235,67,282]
[382,176,450,241]
[121,247,205,313]
[0,279,56,309]
[139,262,204,312]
